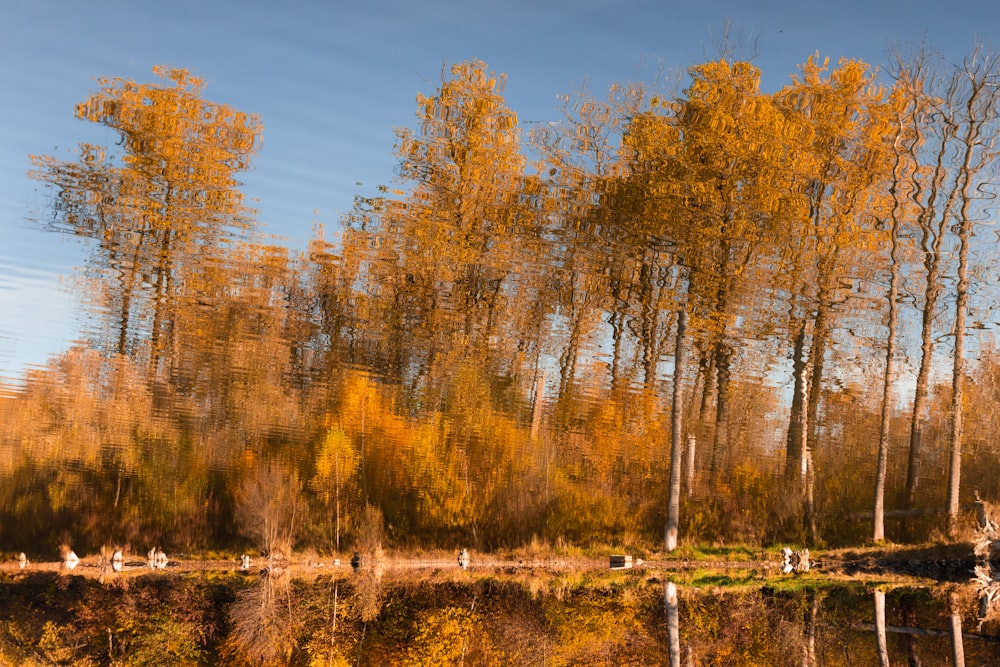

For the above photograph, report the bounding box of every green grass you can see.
[663,543,771,562]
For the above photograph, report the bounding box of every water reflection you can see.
[351,504,387,623]
[6,54,1000,557]
[2,566,1000,665]
[227,567,302,666]
[665,581,680,667]
[874,588,889,666]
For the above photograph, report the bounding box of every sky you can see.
[1,0,997,383]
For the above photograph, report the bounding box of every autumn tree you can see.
[873,89,914,542]
[351,61,530,383]
[31,66,262,376]
[665,60,791,483]
[888,46,1000,534]
[773,56,900,541]
[940,49,1000,534]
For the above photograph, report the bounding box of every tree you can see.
[943,49,1000,535]
[773,56,899,541]
[373,60,528,372]
[671,60,786,482]
[873,93,912,542]
[31,66,262,375]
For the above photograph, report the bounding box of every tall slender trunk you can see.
[608,305,627,393]
[639,257,661,389]
[665,582,681,667]
[684,350,707,498]
[148,226,173,377]
[785,323,809,484]
[947,172,973,537]
[796,188,841,544]
[874,137,905,543]
[115,232,145,357]
[802,303,829,544]
[697,348,716,425]
[666,309,689,552]
[950,593,966,667]
[802,589,819,667]
[904,259,941,510]
[685,433,697,499]
[709,342,731,480]
[707,216,738,482]
[947,62,993,535]
[530,371,546,442]
[558,275,585,399]
[874,589,890,667]
[805,303,829,452]
[904,126,952,513]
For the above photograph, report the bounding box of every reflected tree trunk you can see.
[665,581,681,667]
[608,305,627,393]
[904,138,949,517]
[889,49,950,524]
[114,235,145,357]
[639,258,661,389]
[685,433,696,498]
[945,50,1000,537]
[698,348,716,428]
[785,323,809,486]
[802,588,819,667]
[802,303,829,545]
[666,309,688,551]
[709,342,732,481]
[557,277,586,399]
[874,131,905,543]
[946,188,971,539]
[950,593,966,667]
[874,589,890,667]
[530,371,546,442]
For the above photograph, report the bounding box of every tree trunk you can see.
[640,258,661,389]
[665,581,681,667]
[904,184,948,513]
[530,371,546,442]
[115,232,145,357]
[685,433,696,498]
[558,276,586,400]
[950,593,966,667]
[698,348,716,427]
[666,309,689,552]
[802,589,819,667]
[803,305,828,544]
[946,57,992,535]
[874,149,904,543]
[946,222,970,536]
[785,324,809,485]
[874,589,890,667]
[709,342,731,481]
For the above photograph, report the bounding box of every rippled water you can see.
[2,565,999,665]
[6,6,1000,666]
[4,51,1000,558]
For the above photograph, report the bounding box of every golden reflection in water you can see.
[6,52,1000,559]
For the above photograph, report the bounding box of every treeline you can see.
[3,49,1000,554]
